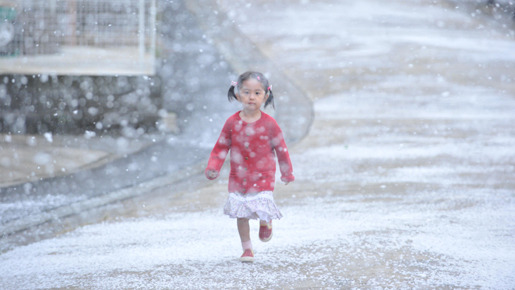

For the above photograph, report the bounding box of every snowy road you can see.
[1,0,515,288]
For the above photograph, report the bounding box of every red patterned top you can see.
[205,111,294,194]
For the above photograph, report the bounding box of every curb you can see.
[0,162,207,253]
[0,163,204,237]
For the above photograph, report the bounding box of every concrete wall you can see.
[0,74,162,134]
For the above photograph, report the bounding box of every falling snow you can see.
[1,0,515,289]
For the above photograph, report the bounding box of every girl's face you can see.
[236,78,268,112]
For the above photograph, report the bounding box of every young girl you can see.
[205,71,294,262]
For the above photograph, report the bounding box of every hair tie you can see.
[268,85,272,91]
[231,81,237,87]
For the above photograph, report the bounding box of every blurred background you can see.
[0,0,514,288]
[0,0,312,251]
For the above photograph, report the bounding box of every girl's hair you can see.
[227,71,275,109]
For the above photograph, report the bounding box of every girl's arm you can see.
[271,123,295,184]
[205,120,232,180]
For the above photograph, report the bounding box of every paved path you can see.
[1,0,514,288]
[0,133,148,187]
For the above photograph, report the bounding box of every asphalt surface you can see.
[0,0,514,288]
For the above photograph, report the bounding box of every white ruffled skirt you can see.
[223,191,283,221]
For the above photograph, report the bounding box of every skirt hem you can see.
[223,191,283,221]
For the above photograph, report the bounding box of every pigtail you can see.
[265,86,275,109]
[227,82,238,103]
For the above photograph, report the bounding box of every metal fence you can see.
[0,0,156,74]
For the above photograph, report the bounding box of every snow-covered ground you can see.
[1,0,514,288]
[0,189,513,288]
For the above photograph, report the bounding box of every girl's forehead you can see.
[241,78,265,89]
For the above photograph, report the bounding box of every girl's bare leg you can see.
[237,218,254,261]
[237,218,250,243]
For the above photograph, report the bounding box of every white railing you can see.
[0,0,156,75]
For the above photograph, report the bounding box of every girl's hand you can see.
[281,176,293,185]
[206,170,218,180]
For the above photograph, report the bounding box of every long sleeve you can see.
[270,122,295,183]
[205,118,232,180]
